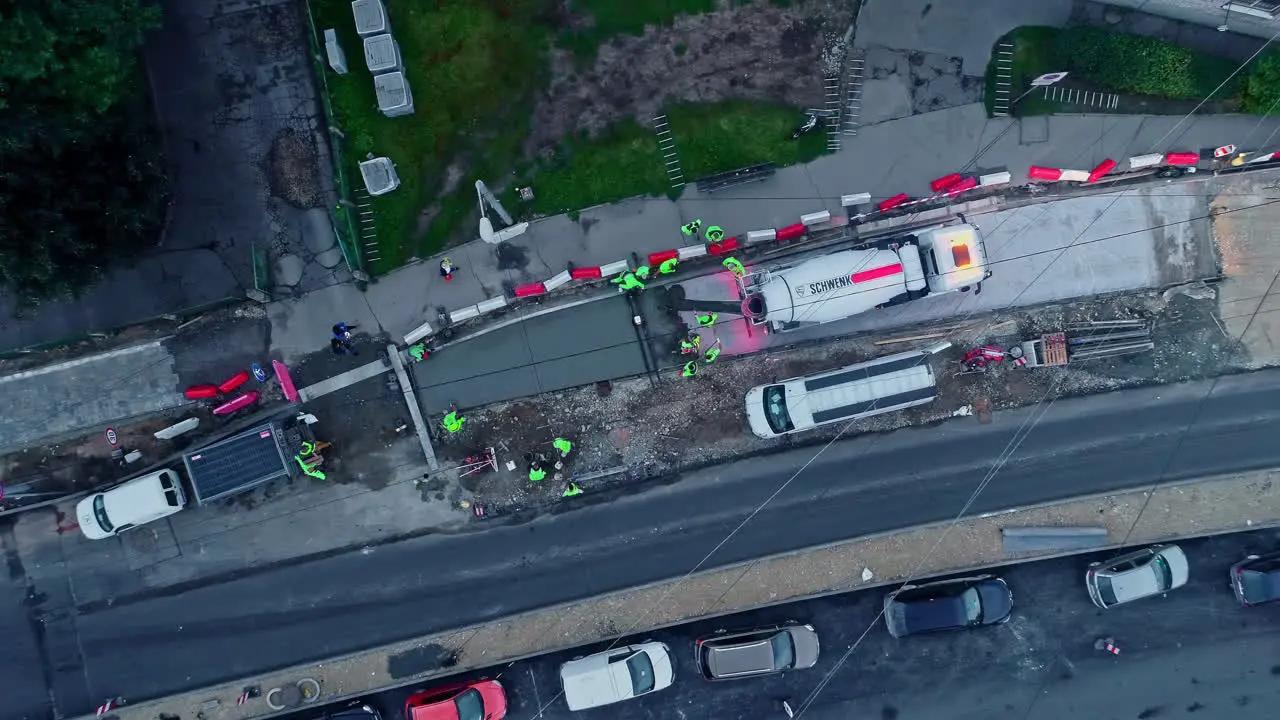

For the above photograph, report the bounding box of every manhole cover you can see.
[974,397,992,424]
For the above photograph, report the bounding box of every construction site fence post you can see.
[301,0,369,281]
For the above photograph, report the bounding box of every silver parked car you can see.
[1085,544,1189,609]
[694,624,820,680]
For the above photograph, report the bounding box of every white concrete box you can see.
[351,0,388,37]
[359,157,400,196]
[363,33,401,74]
[374,71,415,117]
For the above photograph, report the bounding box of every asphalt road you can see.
[12,368,1280,718]
[276,530,1280,720]
[412,293,680,414]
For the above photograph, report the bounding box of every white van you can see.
[745,349,940,438]
[76,469,187,540]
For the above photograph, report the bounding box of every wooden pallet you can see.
[1042,332,1069,365]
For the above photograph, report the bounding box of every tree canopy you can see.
[0,0,169,303]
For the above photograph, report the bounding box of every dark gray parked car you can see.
[694,624,820,680]
[883,575,1013,638]
[1231,551,1280,606]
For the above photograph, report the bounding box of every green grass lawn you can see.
[557,0,716,61]
[310,0,548,272]
[985,26,1245,118]
[523,101,827,216]
[307,0,825,274]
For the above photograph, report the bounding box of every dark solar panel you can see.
[183,423,288,504]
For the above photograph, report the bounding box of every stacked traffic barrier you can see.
[1027,151,1203,187]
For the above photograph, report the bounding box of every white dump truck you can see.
[740,223,991,331]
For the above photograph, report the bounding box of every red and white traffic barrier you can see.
[96,698,123,717]
[678,244,708,259]
[878,193,910,212]
[746,229,777,244]
[1164,151,1200,166]
[648,249,679,266]
[776,223,806,241]
[477,295,507,314]
[979,171,1011,186]
[1088,158,1117,183]
[800,210,831,226]
[570,266,603,279]
[543,269,572,292]
[1028,166,1063,181]
[448,304,481,323]
[512,282,546,298]
[841,192,872,208]
[599,259,631,277]
[946,176,978,196]
[708,236,741,254]
[930,173,962,192]
[1128,153,1164,170]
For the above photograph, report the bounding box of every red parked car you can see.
[403,680,507,720]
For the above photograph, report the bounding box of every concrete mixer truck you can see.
[739,223,991,332]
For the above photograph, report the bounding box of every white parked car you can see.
[76,469,187,540]
[559,642,673,711]
[1085,544,1189,608]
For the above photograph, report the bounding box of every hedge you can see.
[1052,27,1241,101]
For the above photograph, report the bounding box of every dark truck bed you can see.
[181,422,294,505]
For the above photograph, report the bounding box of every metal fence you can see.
[301,0,370,282]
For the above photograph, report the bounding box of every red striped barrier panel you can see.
[648,249,679,266]
[184,384,220,400]
[947,176,979,196]
[1088,158,1117,183]
[776,223,806,241]
[570,266,603,280]
[218,369,250,394]
[879,193,909,212]
[708,236,741,254]
[213,392,259,416]
[1164,152,1200,166]
[1028,166,1063,181]
[513,282,547,297]
[930,173,962,192]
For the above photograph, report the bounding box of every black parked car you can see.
[1231,552,1280,606]
[883,575,1013,638]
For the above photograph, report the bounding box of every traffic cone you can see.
[1094,637,1120,655]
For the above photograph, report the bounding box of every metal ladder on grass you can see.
[652,115,685,189]
[842,52,865,136]
[992,41,1014,117]
[354,189,380,264]
[824,75,842,152]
